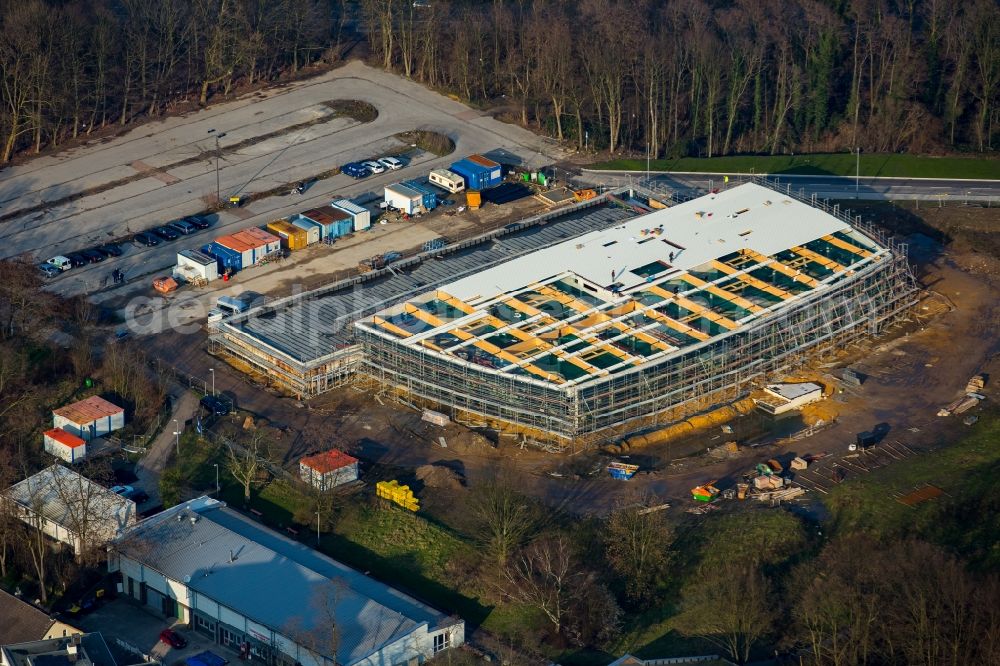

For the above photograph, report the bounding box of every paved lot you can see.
[77,597,238,666]
[0,59,566,297]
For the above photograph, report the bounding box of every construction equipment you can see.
[573,189,597,202]
[152,276,178,293]
[767,458,784,474]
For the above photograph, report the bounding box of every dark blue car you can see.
[341,162,371,179]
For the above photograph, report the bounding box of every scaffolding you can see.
[213,177,918,445]
[356,178,918,444]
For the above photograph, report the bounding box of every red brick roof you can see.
[300,449,357,474]
[52,396,123,424]
[44,428,86,449]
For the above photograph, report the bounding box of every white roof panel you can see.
[445,183,850,302]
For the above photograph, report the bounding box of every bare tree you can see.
[468,469,536,573]
[225,430,271,502]
[282,580,343,662]
[676,558,775,664]
[49,460,120,565]
[503,536,578,635]
[604,493,673,604]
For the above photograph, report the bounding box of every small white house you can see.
[299,450,359,491]
[52,396,124,441]
[5,465,136,556]
[428,169,465,194]
[43,428,87,464]
[174,249,219,283]
[757,382,824,415]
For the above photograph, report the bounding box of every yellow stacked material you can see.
[615,397,756,452]
[375,480,419,511]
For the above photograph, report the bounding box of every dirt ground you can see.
[146,202,1000,518]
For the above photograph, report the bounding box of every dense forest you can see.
[0,0,997,164]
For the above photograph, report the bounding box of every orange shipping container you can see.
[266,219,308,251]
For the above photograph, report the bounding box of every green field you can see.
[590,153,1000,179]
[823,410,1000,569]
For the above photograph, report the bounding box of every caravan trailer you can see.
[428,169,466,194]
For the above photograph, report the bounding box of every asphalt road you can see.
[580,170,1000,202]
[0,59,566,297]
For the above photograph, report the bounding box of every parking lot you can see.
[77,597,239,666]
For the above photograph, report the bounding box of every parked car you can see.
[341,162,371,179]
[362,160,386,174]
[159,628,188,649]
[168,219,197,235]
[38,263,61,278]
[200,395,231,416]
[185,215,211,230]
[133,232,160,247]
[378,156,404,171]
[152,226,179,241]
[46,256,73,271]
[65,253,88,268]
[96,243,123,258]
[81,249,106,263]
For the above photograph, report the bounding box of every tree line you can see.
[0,0,343,163]
[363,0,1000,157]
[1,0,996,166]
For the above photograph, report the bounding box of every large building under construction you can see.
[214,180,916,444]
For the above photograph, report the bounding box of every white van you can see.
[47,256,72,271]
[428,169,465,194]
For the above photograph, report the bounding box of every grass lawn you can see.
[590,153,1000,179]
[823,409,1000,569]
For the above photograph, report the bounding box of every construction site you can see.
[212,178,918,446]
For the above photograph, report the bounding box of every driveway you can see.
[134,386,201,508]
[77,597,238,666]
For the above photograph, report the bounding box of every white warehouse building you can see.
[110,497,463,666]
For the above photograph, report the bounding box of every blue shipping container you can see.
[450,158,502,190]
[402,179,438,211]
[202,243,242,272]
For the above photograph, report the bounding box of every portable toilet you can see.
[291,218,320,245]
[331,199,371,232]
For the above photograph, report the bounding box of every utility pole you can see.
[646,141,650,184]
[316,511,321,543]
[214,464,220,493]
[173,419,180,455]
[209,368,215,397]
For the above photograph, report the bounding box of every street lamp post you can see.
[855,147,861,198]
[214,464,220,493]
[316,511,321,543]
[208,130,227,205]
[172,419,180,455]
[209,368,215,397]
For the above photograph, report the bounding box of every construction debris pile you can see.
[938,374,987,417]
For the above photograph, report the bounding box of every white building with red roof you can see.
[42,428,87,463]
[299,450,359,491]
[52,396,124,441]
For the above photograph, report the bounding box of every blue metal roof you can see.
[115,498,453,665]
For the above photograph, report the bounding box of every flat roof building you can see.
[110,498,462,666]
[355,182,916,441]
[0,634,116,666]
[5,465,136,556]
